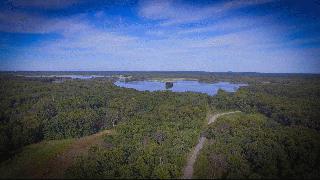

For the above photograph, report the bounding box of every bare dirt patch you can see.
[39,130,111,179]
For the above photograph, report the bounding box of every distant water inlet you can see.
[23,75,107,79]
[114,80,247,96]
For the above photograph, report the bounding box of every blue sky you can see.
[0,0,320,73]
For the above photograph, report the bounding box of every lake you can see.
[115,80,247,96]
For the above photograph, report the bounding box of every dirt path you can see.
[182,137,206,179]
[182,111,240,179]
[40,129,111,179]
[208,111,241,125]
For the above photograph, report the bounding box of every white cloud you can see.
[139,0,274,26]
[0,10,89,34]
[9,0,80,9]
[1,0,319,72]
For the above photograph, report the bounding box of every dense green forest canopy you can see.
[195,113,320,179]
[0,72,320,178]
[212,78,320,130]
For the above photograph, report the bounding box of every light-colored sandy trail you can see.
[182,111,240,179]
[182,137,206,179]
[208,111,241,125]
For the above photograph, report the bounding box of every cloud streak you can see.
[139,0,274,26]
[8,0,80,9]
[0,0,319,73]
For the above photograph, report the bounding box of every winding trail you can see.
[182,111,240,179]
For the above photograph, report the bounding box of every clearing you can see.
[0,129,111,179]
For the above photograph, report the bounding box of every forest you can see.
[0,72,320,178]
[194,113,320,178]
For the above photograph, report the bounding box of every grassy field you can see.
[0,129,110,178]
[0,139,73,178]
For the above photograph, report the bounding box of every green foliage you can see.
[165,82,173,89]
[44,109,100,139]
[1,73,320,179]
[211,78,320,130]
[66,91,208,179]
[194,113,320,179]
[0,139,73,178]
[0,77,114,160]
[0,75,209,178]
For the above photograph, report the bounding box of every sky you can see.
[0,0,320,73]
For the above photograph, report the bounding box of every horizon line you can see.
[1,70,320,75]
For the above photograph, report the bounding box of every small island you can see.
[165,82,174,89]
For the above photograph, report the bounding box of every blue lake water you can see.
[115,80,247,96]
